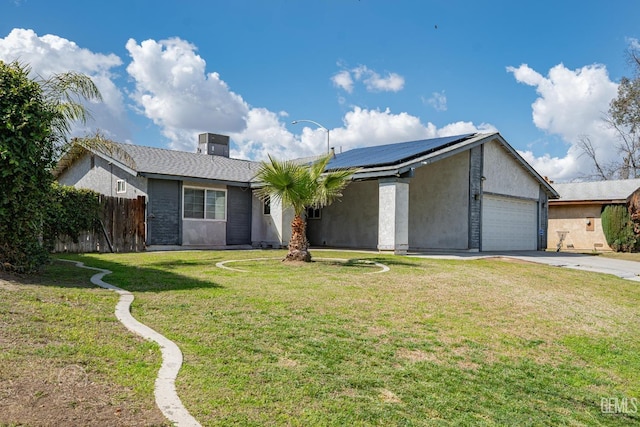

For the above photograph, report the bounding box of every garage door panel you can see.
[482,195,537,251]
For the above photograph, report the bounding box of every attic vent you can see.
[198,133,230,157]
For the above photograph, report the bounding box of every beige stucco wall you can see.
[483,140,539,199]
[409,151,470,249]
[547,204,610,251]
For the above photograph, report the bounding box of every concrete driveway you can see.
[409,251,640,282]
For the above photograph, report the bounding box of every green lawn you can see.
[597,251,640,262]
[6,250,640,426]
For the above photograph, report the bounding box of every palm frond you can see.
[38,71,102,142]
[313,168,358,208]
[254,152,358,216]
[255,155,311,215]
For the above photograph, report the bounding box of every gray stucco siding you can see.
[57,153,148,199]
[538,188,549,250]
[482,140,539,199]
[226,186,252,245]
[409,151,470,250]
[468,145,483,250]
[147,179,181,245]
[307,180,379,249]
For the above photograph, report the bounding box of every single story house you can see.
[54,132,558,253]
[548,178,640,251]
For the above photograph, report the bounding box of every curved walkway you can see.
[216,256,390,273]
[60,260,201,427]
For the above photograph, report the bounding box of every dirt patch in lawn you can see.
[0,360,168,427]
[0,271,170,427]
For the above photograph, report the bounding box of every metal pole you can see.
[326,129,330,154]
[291,119,330,154]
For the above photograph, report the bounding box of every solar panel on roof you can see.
[326,133,475,170]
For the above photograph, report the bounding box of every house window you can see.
[306,207,321,220]
[263,197,271,215]
[116,179,126,194]
[183,187,226,220]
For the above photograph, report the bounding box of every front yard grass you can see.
[4,249,640,426]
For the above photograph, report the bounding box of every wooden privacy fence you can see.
[53,195,146,253]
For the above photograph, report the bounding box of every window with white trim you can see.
[116,179,126,194]
[183,187,226,220]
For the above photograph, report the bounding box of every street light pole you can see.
[291,119,330,154]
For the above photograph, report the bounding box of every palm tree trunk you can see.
[285,214,311,262]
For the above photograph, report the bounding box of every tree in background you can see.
[579,49,640,180]
[0,61,101,272]
[254,154,356,262]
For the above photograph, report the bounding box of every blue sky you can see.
[2,0,639,181]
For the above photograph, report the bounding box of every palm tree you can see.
[255,153,357,262]
[38,69,103,155]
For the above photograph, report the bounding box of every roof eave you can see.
[139,172,251,187]
[346,132,560,199]
[488,134,560,199]
[347,133,492,180]
[549,199,627,206]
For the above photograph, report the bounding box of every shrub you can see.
[601,204,638,252]
[0,61,100,272]
[0,61,56,272]
[42,183,101,252]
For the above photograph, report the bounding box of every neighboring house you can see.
[548,179,640,251]
[55,132,558,253]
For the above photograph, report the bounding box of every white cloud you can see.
[364,71,405,92]
[230,106,494,162]
[287,107,494,158]
[508,63,619,182]
[517,148,582,182]
[0,29,497,166]
[230,108,308,160]
[331,70,354,93]
[333,64,405,93]
[125,37,250,151]
[425,90,447,112]
[628,37,640,51]
[0,28,130,141]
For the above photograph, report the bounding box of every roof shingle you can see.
[552,179,640,202]
[103,142,261,183]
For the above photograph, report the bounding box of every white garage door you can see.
[482,195,538,251]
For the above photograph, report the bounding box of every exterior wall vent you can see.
[198,133,230,157]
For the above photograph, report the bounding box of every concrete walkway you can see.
[61,260,201,427]
[409,251,640,282]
